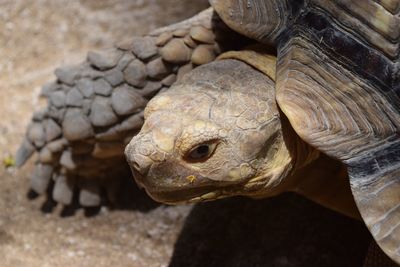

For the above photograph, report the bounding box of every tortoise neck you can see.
[244,113,318,197]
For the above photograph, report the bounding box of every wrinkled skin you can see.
[126,59,306,203]
[125,58,357,219]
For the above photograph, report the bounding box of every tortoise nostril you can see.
[131,160,150,176]
[132,162,141,172]
[125,140,155,176]
[128,154,153,176]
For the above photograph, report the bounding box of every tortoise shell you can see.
[211,0,400,263]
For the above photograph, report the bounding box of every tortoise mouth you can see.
[145,185,223,204]
[130,167,241,204]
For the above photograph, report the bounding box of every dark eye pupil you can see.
[189,145,210,160]
[186,142,217,162]
[196,145,209,155]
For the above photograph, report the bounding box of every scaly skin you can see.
[125,55,359,218]
[16,8,248,208]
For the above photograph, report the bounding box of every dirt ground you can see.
[0,1,379,267]
[0,1,207,266]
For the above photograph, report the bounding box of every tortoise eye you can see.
[185,142,217,162]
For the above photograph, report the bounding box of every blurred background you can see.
[0,1,372,266]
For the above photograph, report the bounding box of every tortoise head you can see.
[125,59,294,204]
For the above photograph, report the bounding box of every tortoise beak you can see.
[125,142,227,204]
[127,157,222,204]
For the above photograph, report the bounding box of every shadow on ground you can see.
[26,172,374,266]
[169,193,372,267]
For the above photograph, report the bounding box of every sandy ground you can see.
[0,1,207,266]
[0,1,379,266]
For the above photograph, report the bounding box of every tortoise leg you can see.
[16,7,247,209]
[347,139,400,264]
[275,23,400,265]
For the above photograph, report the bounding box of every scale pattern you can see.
[16,8,244,207]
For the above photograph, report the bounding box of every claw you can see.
[79,181,101,207]
[15,138,35,167]
[52,174,74,205]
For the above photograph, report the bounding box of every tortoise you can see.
[16,0,399,264]
[123,0,400,265]
[16,8,243,206]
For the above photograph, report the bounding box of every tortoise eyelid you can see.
[183,140,220,163]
